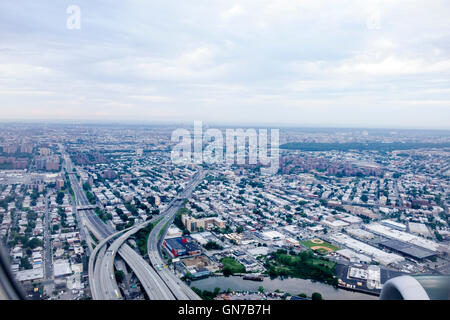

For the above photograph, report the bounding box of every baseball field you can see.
[301,238,339,254]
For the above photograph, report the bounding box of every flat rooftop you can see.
[378,239,436,260]
[15,267,44,282]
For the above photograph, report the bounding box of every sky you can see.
[0,0,449,129]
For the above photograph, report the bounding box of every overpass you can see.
[77,205,97,210]
[95,217,176,300]
[93,170,205,300]
[68,152,204,300]
[146,171,206,300]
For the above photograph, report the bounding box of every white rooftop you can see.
[54,259,72,277]
[15,268,44,282]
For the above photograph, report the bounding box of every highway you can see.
[96,218,175,300]
[42,194,52,281]
[64,153,127,299]
[146,170,206,300]
[96,169,205,300]
[64,149,204,300]
[89,229,129,300]
[117,244,174,300]
[64,153,112,240]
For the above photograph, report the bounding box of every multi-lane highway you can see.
[146,170,206,300]
[94,170,205,300]
[64,150,205,300]
[95,217,175,300]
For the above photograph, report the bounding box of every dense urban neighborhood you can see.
[0,123,449,300]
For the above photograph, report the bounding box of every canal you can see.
[190,276,378,300]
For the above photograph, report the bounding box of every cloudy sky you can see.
[0,0,449,129]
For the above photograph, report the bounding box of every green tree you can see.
[312,292,323,300]
[56,192,65,205]
[20,256,32,270]
[28,238,43,249]
[115,270,124,283]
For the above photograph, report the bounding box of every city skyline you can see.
[2,118,450,131]
[0,122,448,301]
[1,1,450,129]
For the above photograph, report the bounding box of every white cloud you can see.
[0,0,449,128]
[334,56,450,76]
[221,5,245,21]
[129,95,169,102]
[0,63,52,78]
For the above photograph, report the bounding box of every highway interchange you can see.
[64,152,202,300]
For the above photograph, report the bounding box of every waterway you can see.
[190,276,378,300]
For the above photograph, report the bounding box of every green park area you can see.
[265,249,338,286]
[220,257,246,275]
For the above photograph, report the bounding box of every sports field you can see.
[301,238,339,254]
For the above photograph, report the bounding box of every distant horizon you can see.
[1,1,449,130]
[0,118,449,132]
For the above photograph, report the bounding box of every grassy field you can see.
[301,239,339,254]
[221,257,246,274]
[310,258,336,269]
[265,250,338,286]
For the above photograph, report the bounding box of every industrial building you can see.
[336,248,371,264]
[408,222,431,237]
[347,228,375,240]
[164,237,201,257]
[366,223,442,253]
[330,233,404,266]
[378,239,436,261]
[381,220,407,231]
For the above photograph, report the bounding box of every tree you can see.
[28,238,43,249]
[56,192,65,205]
[115,270,124,283]
[258,286,264,293]
[204,241,223,251]
[361,194,368,203]
[311,292,322,300]
[223,267,233,277]
[82,182,91,191]
[20,256,32,270]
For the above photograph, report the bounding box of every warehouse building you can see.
[408,222,431,237]
[330,233,404,266]
[15,268,44,283]
[367,223,442,252]
[381,220,406,231]
[164,237,186,257]
[336,248,371,264]
[164,237,202,257]
[378,239,436,261]
[347,228,375,240]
